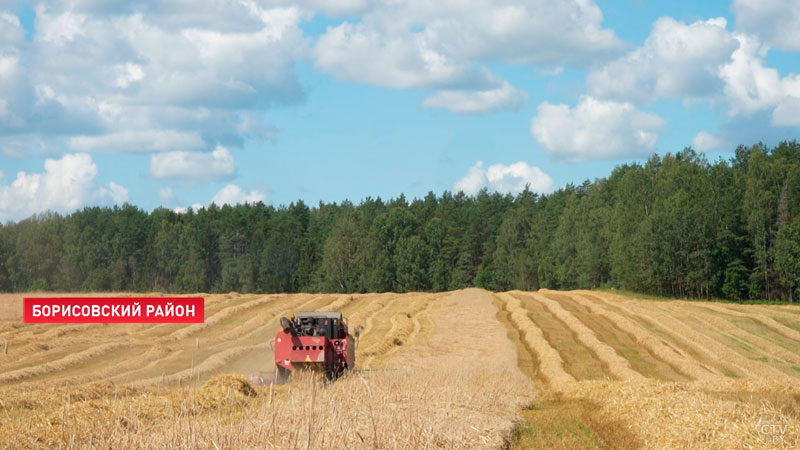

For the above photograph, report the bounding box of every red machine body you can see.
[274,311,355,380]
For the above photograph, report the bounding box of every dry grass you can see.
[0,342,124,384]
[585,290,788,380]
[693,301,800,343]
[561,291,718,381]
[569,379,799,449]
[166,295,271,341]
[359,294,436,365]
[496,292,576,390]
[528,292,645,382]
[0,289,532,449]
[3,288,800,449]
[683,304,800,368]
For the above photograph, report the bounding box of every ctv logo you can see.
[757,418,788,444]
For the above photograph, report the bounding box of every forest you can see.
[1,141,799,302]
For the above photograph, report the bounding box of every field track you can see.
[1,289,799,448]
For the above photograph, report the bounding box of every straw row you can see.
[530,292,645,381]
[360,295,434,360]
[0,342,124,384]
[133,343,270,386]
[496,292,575,390]
[167,296,274,341]
[693,302,800,343]
[673,304,800,367]
[562,291,717,381]
[590,291,791,380]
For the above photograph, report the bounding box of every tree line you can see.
[1,141,799,302]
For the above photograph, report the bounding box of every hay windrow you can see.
[3,289,800,449]
[496,292,576,390]
[166,296,273,341]
[133,343,270,387]
[584,290,773,379]
[562,291,718,381]
[0,342,124,384]
[530,292,645,382]
[678,303,800,367]
[693,302,800,343]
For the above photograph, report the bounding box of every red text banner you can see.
[23,297,204,324]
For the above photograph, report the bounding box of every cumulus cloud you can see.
[530,96,666,162]
[719,34,784,116]
[150,146,236,181]
[1,2,302,157]
[733,0,800,51]
[0,153,128,222]
[169,182,269,213]
[692,131,724,151]
[314,1,622,82]
[69,129,206,153]
[773,96,800,126]
[314,21,472,90]
[312,0,621,112]
[586,13,800,131]
[211,183,268,206]
[718,33,800,120]
[453,161,553,195]
[587,17,737,103]
[173,203,205,214]
[422,79,528,114]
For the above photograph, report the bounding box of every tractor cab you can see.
[290,311,347,339]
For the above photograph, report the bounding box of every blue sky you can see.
[0,0,799,221]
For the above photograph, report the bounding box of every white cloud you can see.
[312,0,621,113]
[150,146,236,181]
[587,17,737,103]
[0,153,128,222]
[69,129,206,153]
[173,203,204,214]
[313,21,471,90]
[296,0,372,15]
[236,113,280,142]
[773,96,800,126]
[453,161,488,195]
[99,181,129,205]
[486,161,554,194]
[692,131,724,151]
[718,34,784,116]
[1,3,303,155]
[586,14,800,134]
[1,136,60,158]
[733,0,800,51]
[211,183,267,206]
[530,96,666,162]
[422,79,528,114]
[114,62,145,88]
[453,160,553,195]
[314,0,622,84]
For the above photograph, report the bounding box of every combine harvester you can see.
[273,311,356,382]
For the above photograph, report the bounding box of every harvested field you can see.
[1,289,798,449]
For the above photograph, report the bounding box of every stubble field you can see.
[0,289,798,449]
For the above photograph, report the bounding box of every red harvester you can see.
[274,311,355,381]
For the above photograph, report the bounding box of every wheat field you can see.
[0,289,799,449]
